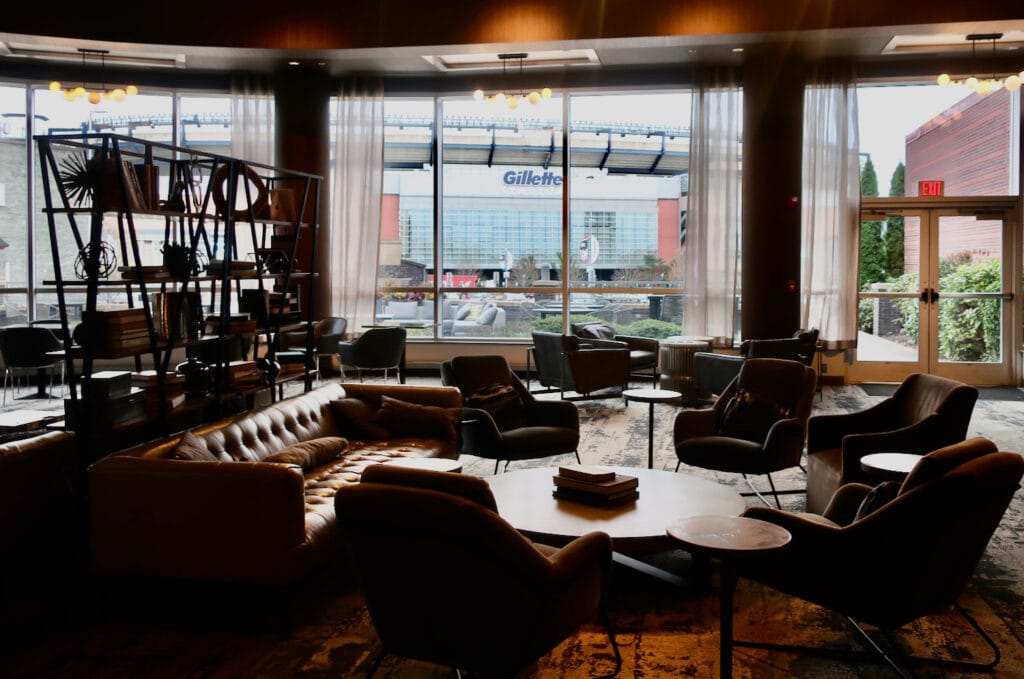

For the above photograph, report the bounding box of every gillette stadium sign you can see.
[502,170,563,187]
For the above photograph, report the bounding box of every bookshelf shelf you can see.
[36,132,322,455]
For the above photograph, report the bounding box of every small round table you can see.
[667,515,792,679]
[860,452,920,480]
[384,457,463,473]
[623,388,682,469]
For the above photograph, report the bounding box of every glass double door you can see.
[853,199,1017,385]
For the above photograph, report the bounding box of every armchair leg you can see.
[574,450,582,464]
[597,605,623,678]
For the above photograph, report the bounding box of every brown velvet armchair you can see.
[335,464,621,678]
[441,354,581,473]
[673,358,817,507]
[529,331,631,399]
[804,372,978,514]
[738,438,1023,675]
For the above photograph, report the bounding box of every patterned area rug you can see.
[1,382,1022,678]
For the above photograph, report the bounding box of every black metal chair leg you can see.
[574,449,582,464]
[765,473,782,508]
[597,605,623,678]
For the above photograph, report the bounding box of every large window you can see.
[0,85,244,324]
[0,85,28,325]
[375,90,696,341]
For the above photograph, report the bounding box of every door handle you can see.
[919,288,939,304]
[920,289,928,302]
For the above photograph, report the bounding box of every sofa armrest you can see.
[89,456,308,584]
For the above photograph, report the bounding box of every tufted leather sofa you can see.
[88,382,461,586]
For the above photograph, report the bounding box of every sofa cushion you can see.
[330,398,392,440]
[263,436,349,471]
[455,304,473,321]
[378,395,458,441]
[476,304,498,326]
[170,431,222,462]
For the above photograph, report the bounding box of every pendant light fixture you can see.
[937,33,1023,94]
[48,49,139,104]
[472,53,553,109]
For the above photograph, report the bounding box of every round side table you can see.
[667,515,791,679]
[658,336,713,401]
[623,388,681,468]
[860,452,920,481]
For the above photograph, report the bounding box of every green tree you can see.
[859,157,885,289]
[884,163,905,278]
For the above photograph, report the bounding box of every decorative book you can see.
[557,465,617,483]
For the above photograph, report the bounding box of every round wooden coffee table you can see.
[488,466,745,554]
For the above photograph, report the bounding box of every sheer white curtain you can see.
[801,69,860,349]
[230,77,275,165]
[328,82,384,328]
[683,70,742,345]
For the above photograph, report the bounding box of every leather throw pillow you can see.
[329,398,392,440]
[466,382,524,431]
[719,388,790,443]
[376,395,458,442]
[263,436,349,471]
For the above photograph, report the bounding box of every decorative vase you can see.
[175,355,210,398]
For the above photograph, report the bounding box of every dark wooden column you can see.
[274,66,332,319]
[741,49,806,340]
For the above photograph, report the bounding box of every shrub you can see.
[617,319,680,339]
[530,314,603,334]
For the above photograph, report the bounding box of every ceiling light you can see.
[472,53,553,110]
[937,33,1023,94]
[48,49,140,104]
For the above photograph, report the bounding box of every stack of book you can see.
[220,360,266,390]
[132,370,187,413]
[552,465,639,507]
[79,309,152,358]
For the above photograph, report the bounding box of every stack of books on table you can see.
[552,465,639,507]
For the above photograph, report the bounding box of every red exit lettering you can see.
[919,180,944,197]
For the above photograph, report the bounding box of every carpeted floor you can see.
[1,378,1022,678]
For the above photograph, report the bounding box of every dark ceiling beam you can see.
[4,2,1024,50]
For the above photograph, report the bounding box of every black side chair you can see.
[0,326,65,404]
[279,316,347,383]
[337,326,406,383]
[441,354,581,473]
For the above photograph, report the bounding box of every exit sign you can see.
[919,180,944,196]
